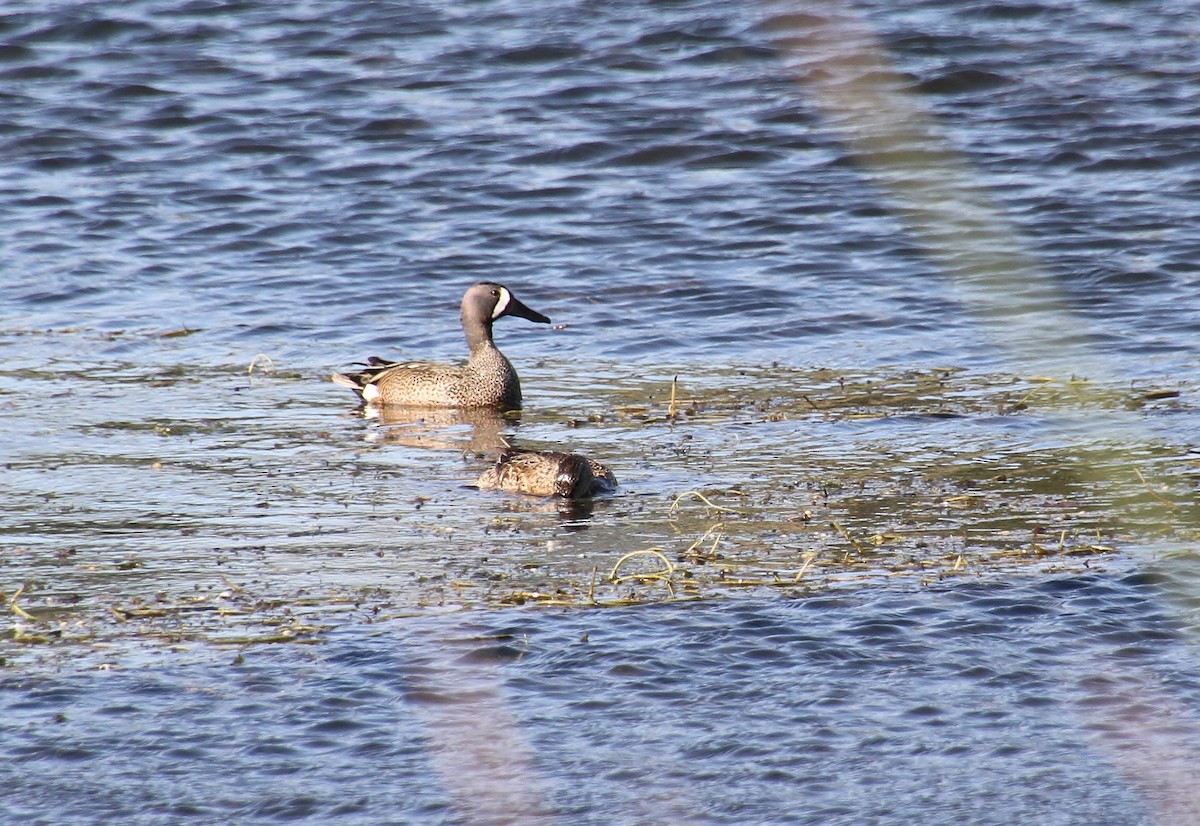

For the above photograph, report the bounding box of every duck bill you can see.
[504,294,551,324]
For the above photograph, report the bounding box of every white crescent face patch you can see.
[491,286,511,319]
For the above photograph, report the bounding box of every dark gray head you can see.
[461,282,550,349]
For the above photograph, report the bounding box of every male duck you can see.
[475,449,618,499]
[332,282,550,408]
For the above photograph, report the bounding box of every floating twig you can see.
[681,523,724,561]
[1009,382,1046,410]
[9,584,35,621]
[831,521,867,554]
[669,490,744,517]
[794,551,820,581]
[247,353,275,375]
[609,548,675,584]
[586,566,599,604]
[1133,466,1177,510]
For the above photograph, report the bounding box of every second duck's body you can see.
[475,449,618,499]
[332,282,550,408]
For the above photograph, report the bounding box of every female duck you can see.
[475,449,618,499]
[332,282,550,408]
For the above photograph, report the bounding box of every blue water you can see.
[4,0,1200,823]
[6,574,1200,826]
[5,0,1199,376]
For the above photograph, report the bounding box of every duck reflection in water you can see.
[361,405,514,454]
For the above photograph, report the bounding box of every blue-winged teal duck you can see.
[475,449,618,499]
[332,282,550,408]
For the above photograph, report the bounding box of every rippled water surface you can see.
[4,0,1200,822]
[8,576,1200,825]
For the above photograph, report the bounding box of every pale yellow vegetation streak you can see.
[769,2,1193,819]
[403,635,557,826]
[766,0,1069,361]
[768,0,1187,534]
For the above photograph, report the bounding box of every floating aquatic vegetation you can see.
[2,358,1196,666]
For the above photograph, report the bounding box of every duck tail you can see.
[331,371,366,393]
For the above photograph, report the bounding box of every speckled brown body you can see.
[475,450,618,499]
[337,345,521,407]
[331,282,549,409]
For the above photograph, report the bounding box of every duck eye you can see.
[491,289,500,297]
